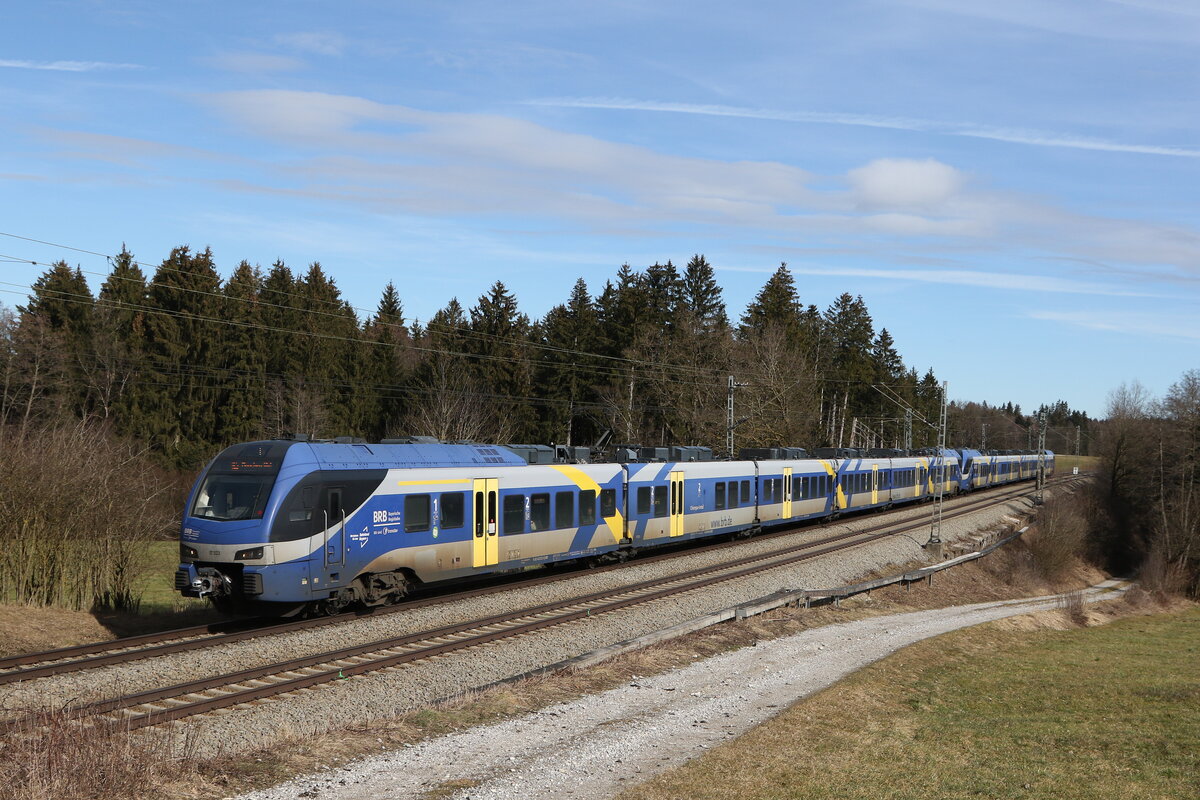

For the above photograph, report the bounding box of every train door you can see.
[324,487,344,567]
[472,478,499,567]
[782,467,794,520]
[871,464,879,505]
[668,471,685,537]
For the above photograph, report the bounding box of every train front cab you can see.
[176,440,317,610]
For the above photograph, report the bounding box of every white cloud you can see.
[848,158,966,210]
[206,90,819,222]
[721,263,1168,298]
[897,0,1200,43]
[1030,310,1200,339]
[531,97,1200,159]
[203,52,305,73]
[0,59,142,72]
[274,32,346,56]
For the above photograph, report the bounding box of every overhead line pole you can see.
[1035,411,1047,505]
[726,375,749,459]
[928,381,948,554]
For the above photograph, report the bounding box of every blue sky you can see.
[1,0,1198,419]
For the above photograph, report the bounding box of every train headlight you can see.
[180,544,198,560]
[235,547,265,561]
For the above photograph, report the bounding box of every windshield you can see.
[189,441,290,522]
[191,473,275,521]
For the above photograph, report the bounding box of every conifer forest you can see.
[1,247,1091,470]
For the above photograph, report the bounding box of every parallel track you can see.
[0,477,1074,688]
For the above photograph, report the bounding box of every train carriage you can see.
[756,458,839,528]
[886,456,931,507]
[626,460,757,546]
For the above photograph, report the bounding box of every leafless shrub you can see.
[0,703,195,800]
[0,421,176,610]
[1029,495,1088,580]
[1058,589,1087,625]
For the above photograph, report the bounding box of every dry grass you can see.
[0,605,113,659]
[0,704,198,800]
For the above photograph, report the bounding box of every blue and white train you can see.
[175,439,1054,615]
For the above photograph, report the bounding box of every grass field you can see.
[134,540,198,611]
[1053,454,1100,473]
[619,608,1200,800]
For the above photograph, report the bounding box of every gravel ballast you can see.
[234,578,1126,800]
[0,489,1047,758]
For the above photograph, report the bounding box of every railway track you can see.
[3,478,1073,731]
[0,477,1075,688]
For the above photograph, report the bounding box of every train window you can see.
[762,478,773,504]
[579,489,596,525]
[653,485,668,518]
[555,491,574,529]
[440,492,464,529]
[772,478,783,500]
[404,494,430,533]
[530,493,550,531]
[637,486,651,515]
[601,488,617,518]
[740,480,750,503]
[502,495,525,534]
[715,481,726,510]
[841,476,850,495]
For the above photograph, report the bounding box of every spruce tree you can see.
[535,277,601,445]
[296,262,361,437]
[739,263,803,338]
[217,261,267,443]
[138,246,223,466]
[93,246,147,423]
[641,261,684,333]
[682,254,728,332]
[467,281,534,440]
[362,282,408,439]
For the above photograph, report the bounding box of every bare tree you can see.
[400,356,516,443]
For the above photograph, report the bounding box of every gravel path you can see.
[0,489,1043,758]
[235,578,1126,800]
